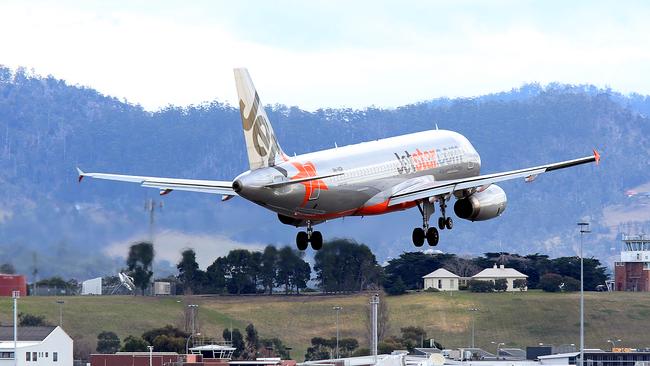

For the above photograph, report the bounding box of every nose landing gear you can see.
[296,220,323,251]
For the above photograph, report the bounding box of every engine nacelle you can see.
[277,214,324,227]
[453,184,507,221]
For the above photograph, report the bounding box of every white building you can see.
[0,326,73,366]
[422,268,460,291]
[472,264,528,291]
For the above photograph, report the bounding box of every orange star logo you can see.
[290,161,329,206]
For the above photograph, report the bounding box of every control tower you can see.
[614,234,650,291]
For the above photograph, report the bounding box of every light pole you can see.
[333,306,342,359]
[13,290,19,366]
[147,345,153,366]
[185,332,201,355]
[607,339,621,351]
[468,308,479,348]
[56,300,64,327]
[578,222,590,366]
[187,304,198,335]
[370,294,379,363]
[491,342,505,360]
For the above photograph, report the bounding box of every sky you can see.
[1,0,649,111]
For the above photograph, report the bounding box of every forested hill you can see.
[1,66,649,279]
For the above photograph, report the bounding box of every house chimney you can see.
[493,263,497,269]
[500,264,505,269]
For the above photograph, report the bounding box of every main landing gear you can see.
[412,197,453,247]
[296,220,323,251]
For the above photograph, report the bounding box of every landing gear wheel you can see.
[438,217,446,230]
[426,227,439,246]
[310,231,323,250]
[296,231,309,251]
[445,217,453,230]
[412,228,425,247]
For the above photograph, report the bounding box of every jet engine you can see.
[453,184,507,221]
[277,214,324,227]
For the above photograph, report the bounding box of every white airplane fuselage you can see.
[233,129,481,222]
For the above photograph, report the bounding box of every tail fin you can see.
[234,68,286,170]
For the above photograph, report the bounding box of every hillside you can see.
[1,66,650,278]
[0,292,647,360]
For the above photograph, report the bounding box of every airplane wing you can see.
[77,168,236,197]
[388,150,600,206]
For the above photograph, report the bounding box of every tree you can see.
[468,280,494,293]
[260,337,291,359]
[494,278,508,292]
[384,276,406,296]
[260,245,278,294]
[244,323,260,359]
[223,328,245,359]
[314,239,381,292]
[18,313,49,326]
[126,242,154,295]
[152,334,185,353]
[550,257,608,290]
[539,273,563,292]
[96,331,121,354]
[121,336,149,352]
[142,325,188,346]
[225,250,256,294]
[276,246,311,294]
[0,263,16,274]
[513,279,527,291]
[177,249,202,294]
[206,257,228,294]
[400,326,427,349]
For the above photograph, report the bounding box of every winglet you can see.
[76,167,85,182]
[593,149,601,165]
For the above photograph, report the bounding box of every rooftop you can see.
[0,326,56,342]
[473,264,527,279]
[422,268,460,278]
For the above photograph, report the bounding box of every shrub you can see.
[561,276,581,292]
[539,273,563,292]
[468,279,494,292]
[513,279,527,291]
[494,278,508,292]
[424,287,440,293]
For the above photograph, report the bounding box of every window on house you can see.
[54,352,58,362]
[0,352,15,359]
[438,279,442,289]
[26,352,31,361]
[33,352,37,361]
[46,352,48,358]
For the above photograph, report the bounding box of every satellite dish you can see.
[429,353,445,366]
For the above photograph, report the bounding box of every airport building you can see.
[0,326,73,366]
[614,234,650,291]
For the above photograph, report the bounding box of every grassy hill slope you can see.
[1,291,648,360]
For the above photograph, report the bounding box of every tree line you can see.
[383,251,609,294]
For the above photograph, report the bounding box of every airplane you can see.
[77,68,601,251]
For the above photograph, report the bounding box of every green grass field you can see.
[1,291,648,360]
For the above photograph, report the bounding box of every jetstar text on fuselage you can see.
[394,148,440,174]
